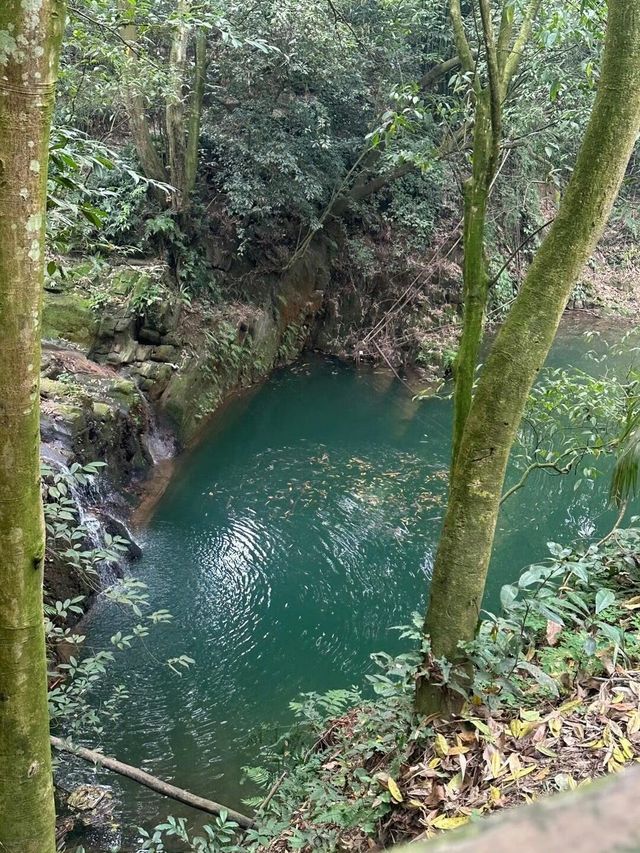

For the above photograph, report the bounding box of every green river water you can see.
[80,320,635,845]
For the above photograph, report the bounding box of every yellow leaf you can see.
[448,745,470,756]
[446,772,463,795]
[548,718,562,738]
[612,746,627,765]
[485,746,504,779]
[520,709,541,722]
[409,799,423,809]
[620,737,635,759]
[536,744,558,758]
[505,764,538,782]
[434,733,450,757]
[510,719,524,738]
[430,815,470,831]
[558,698,583,715]
[627,710,640,735]
[467,717,493,737]
[507,753,522,774]
[489,785,501,804]
[428,756,442,770]
[622,595,640,610]
[387,777,403,803]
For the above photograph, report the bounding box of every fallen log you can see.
[51,736,256,829]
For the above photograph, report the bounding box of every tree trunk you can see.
[185,27,207,200]
[166,0,191,211]
[416,0,640,716]
[119,6,167,184]
[0,2,65,850]
[451,91,492,465]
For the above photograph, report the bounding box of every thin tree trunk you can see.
[0,2,65,850]
[166,0,191,211]
[451,91,492,465]
[449,0,541,462]
[185,27,207,200]
[119,5,167,184]
[416,0,640,716]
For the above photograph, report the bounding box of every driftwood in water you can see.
[51,736,256,829]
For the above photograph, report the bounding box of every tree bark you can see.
[416,0,640,716]
[0,2,65,850]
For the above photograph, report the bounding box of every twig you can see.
[596,499,629,548]
[372,340,417,395]
[51,736,255,828]
[68,5,163,71]
[487,218,555,289]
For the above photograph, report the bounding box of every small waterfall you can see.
[138,393,176,466]
[42,452,141,583]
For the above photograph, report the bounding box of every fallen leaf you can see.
[546,620,563,646]
[434,733,450,757]
[387,777,403,803]
[429,815,470,831]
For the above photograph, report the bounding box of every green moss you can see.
[42,291,97,346]
[92,402,112,420]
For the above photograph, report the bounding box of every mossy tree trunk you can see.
[185,27,207,201]
[416,0,640,716]
[450,0,541,465]
[0,1,65,850]
[119,3,168,185]
[120,0,207,215]
[166,1,208,214]
[166,0,190,210]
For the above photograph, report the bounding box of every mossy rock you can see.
[109,267,152,295]
[42,291,97,347]
[92,402,113,420]
[106,378,139,406]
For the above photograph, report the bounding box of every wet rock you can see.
[40,345,152,485]
[141,296,181,336]
[133,360,175,399]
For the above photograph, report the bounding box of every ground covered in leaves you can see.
[246,528,640,852]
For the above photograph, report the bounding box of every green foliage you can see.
[138,813,240,852]
[508,330,640,506]
[46,127,169,258]
[276,324,306,364]
[42,461,129,585]
[231,530,640,852]
[381,170,444,247]
[43,461,182,750]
